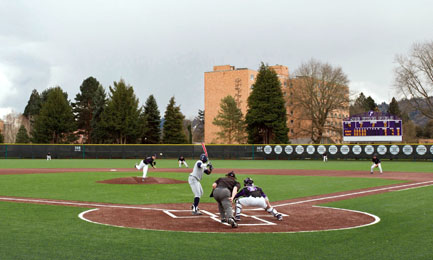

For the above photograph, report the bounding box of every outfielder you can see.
[234,177,283,221]
[188,154,213,215]
[135,154,157,180]
[322,151,328,162]
[178,155,188,168]
[371,154,383,174]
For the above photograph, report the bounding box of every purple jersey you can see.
[143,157,155,166]
[235,185,267,199]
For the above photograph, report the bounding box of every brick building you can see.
[204,64,348,144]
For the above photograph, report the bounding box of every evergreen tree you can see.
[23,89,42,119]
[186,122,192,144]
[140,95,161,144]
[0,132,4,143]
[73,77,101,143]
[212,95,246,143]
[15,125,30,143]
[90,85,108,143]
[421,120,433,138]
[245,63,288,144]
[31,87,76,143]
[162,97,187,144]
[388,97,401,117]
[99,79,140,144]
[365,96,377,111]
[193,109,204,142]
[41,87,68,103]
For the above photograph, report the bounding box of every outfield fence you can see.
[0,144,432,160]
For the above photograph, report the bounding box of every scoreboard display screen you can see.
[343,112,402,142]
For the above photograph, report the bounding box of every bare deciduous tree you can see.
[292,59,349,144]
[395,41,433,119]
[2,112,30,143]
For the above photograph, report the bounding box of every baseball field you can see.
[0,159,432,259]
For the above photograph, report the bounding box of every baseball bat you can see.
[201,142,208,158]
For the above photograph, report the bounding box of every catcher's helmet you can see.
[200,154,208,163]
[244,177,254,186]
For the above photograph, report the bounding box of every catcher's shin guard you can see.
[267,207,279,217]
[235,200,242,216]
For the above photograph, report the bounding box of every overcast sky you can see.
[1,0,432,119]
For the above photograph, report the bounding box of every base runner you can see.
[234,177,283,221]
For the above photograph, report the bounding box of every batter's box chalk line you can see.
[163,209,277,226]
[163,209,208,219]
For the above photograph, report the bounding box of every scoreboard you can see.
[343,112,402,142]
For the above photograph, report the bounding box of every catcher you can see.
[234,177,282,221]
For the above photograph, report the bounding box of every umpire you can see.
[211,171,240,228]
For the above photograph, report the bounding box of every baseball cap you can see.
[226,171,236,179]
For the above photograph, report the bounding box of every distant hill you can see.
[398,98,431,126]
[373,98,430,126]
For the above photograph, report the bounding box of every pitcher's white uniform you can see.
[135,155,156,179]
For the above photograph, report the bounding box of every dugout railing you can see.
[0,144,432,160]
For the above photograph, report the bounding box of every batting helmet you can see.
[200,154,208,163]
[244,177,254,186]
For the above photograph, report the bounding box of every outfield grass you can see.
[0,158,432,173]
[0,160,432,259]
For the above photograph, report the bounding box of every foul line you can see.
[0,197,169,211]
[273,180,433,208]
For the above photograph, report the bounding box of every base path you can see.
[1,168,432,233]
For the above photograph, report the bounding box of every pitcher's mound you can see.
[97,177,187,185]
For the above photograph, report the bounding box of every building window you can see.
[250,85,254,89]
[250,74,254,80]
[290,111,293,115]
[290,120,294,124]
[291,129,294,133]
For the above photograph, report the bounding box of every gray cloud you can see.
[1,0,433,119]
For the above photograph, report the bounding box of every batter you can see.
[188,154,213,215]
